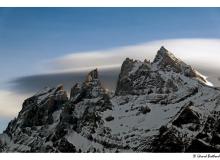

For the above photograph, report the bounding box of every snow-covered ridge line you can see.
[0,46,220,153]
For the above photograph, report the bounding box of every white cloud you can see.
[0,90,29,118]
[44,38,220,73]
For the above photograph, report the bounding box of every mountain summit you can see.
[1,47,220,152]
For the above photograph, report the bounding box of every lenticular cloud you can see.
[45,38,220,73]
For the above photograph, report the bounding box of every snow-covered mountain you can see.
[1,46,220,152]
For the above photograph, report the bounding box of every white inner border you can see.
[0,2,218,160]
[0,153,212,160]
[0,0,220,7]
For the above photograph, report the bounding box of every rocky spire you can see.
[158,46,169,54]
[153,46,179,65]
[70,83,81,100]
[153,46,208,85]
[85,68,99,83]
[70,69,108,101]
[152,47,189,74]
[115,58,138,95]
[83,69,107,98]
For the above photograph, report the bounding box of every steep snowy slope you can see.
[1,46,220,152]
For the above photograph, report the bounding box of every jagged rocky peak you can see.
[119,57,142,77]
[70,68,108,101]
[23,84,68,108]
[116,46,210,95]
[85,68,99,83]
[115,57,145,95]
[153,46,173,60]
[70,83,81,99]
[4,84,69,137]
[153,46,207,83]
[153,46,186,70]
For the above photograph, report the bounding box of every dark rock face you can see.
[172,105,201,128]
[70,83,81,100]
[19,85,68,127]
[154,126,186,152]
[115,58,138,95]
[153,46,185,73]
[139,106,151,114]
[115,47,209,96]
[3,85,68,143]
[187,139,219,152]
[105,116,114,121]
[115,58,150,95]
[85,68,99,82]
[1,46,220,153]
[56,138,76,153]
[185,111,220,152]
[153,47,207,83]
[70,69,107,102]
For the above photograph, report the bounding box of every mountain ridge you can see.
[1,46,220,152]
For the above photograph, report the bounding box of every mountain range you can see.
[1,47,220,152]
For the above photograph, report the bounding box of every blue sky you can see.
[2,8,220,132]
[1,8,220,83]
